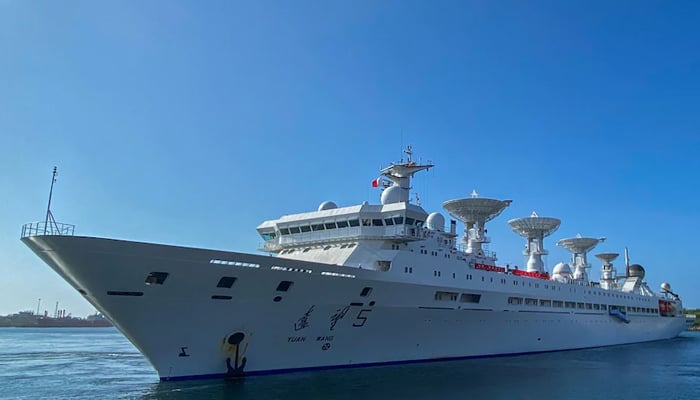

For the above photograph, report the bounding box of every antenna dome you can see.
[553,262,572,276]
[318,201,338,211]
[426,213,445,231]
[629,264,645,279]
[381,186,406,205]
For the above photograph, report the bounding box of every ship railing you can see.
[21,221,75,238]
[453,244,497,259]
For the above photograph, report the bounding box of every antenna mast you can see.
[43,167,58,234]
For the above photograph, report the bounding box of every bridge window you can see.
[405,217,415,225]
[349,219,360,227]
[372,219,384,226]
[280,228,290,235]
[337,220,349,228]
[300,225,311,233]
[384,218,394,225]
[393,217,404,224]
[360,287,373,297]
[290,227,301,234]
[312,224,325,231]
[325,223,336,229]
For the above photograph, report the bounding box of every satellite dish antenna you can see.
[508,212,560,273]
[443,194,511,255]
[556,236,604,282]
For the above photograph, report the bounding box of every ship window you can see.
[276,281,293,292]
[312,224,325,231]
[435,291,458,301]
[405,217,415,225]
[348,243,356,248]
[337,220,349,228]
[290,227,301,234]
[325,222,337,229]
[460,293,481,303]
[565,302,575,308]
[349,219,360,227]
[601,304,608,310]
[416,220,424,227]
[362,219,371,226]
[539,299,551,307]
[261,232,276,240]
[577,303,585,309]
[394,217,404,224]
[594,304,600,310]
[145,272,169,285]
[508,297,523,305]
[384,218,394,225]
[211,295,232,300]
[280,228,290,235]
[360,287,372,297]
[300,225,311,233]
[217,276,237,288]
[586,303,593,309]
[372,219,384,226]
[525,298,538,306]
[553,300,563,308]
[376,260,391,271]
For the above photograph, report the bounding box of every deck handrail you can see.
[21,221,75,238]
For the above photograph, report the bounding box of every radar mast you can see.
[378,145,433,205]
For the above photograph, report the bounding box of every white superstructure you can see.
[21,148,686,381]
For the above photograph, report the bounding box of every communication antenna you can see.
[44,166,58,234]
[443,192,512,256]
[624,247,630,278]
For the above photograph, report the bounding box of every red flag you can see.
[371,177,381,187]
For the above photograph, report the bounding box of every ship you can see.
[0,310,112,328]
[21,149,686,381]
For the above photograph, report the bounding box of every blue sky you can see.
[1,1,699,316]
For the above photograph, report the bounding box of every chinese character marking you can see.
[329,305,350,331]
[294,305,315,331]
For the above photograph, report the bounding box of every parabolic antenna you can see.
[508,212,561,239]
[595,253,619,264]
[442,198,512,225]
[556,237,602,254]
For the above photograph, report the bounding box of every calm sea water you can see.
[0,327,698,400]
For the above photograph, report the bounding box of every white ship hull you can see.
[23,235,686,381]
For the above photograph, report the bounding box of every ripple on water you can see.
[1,328,699,400]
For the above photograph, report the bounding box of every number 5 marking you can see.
[353,309,372,327]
